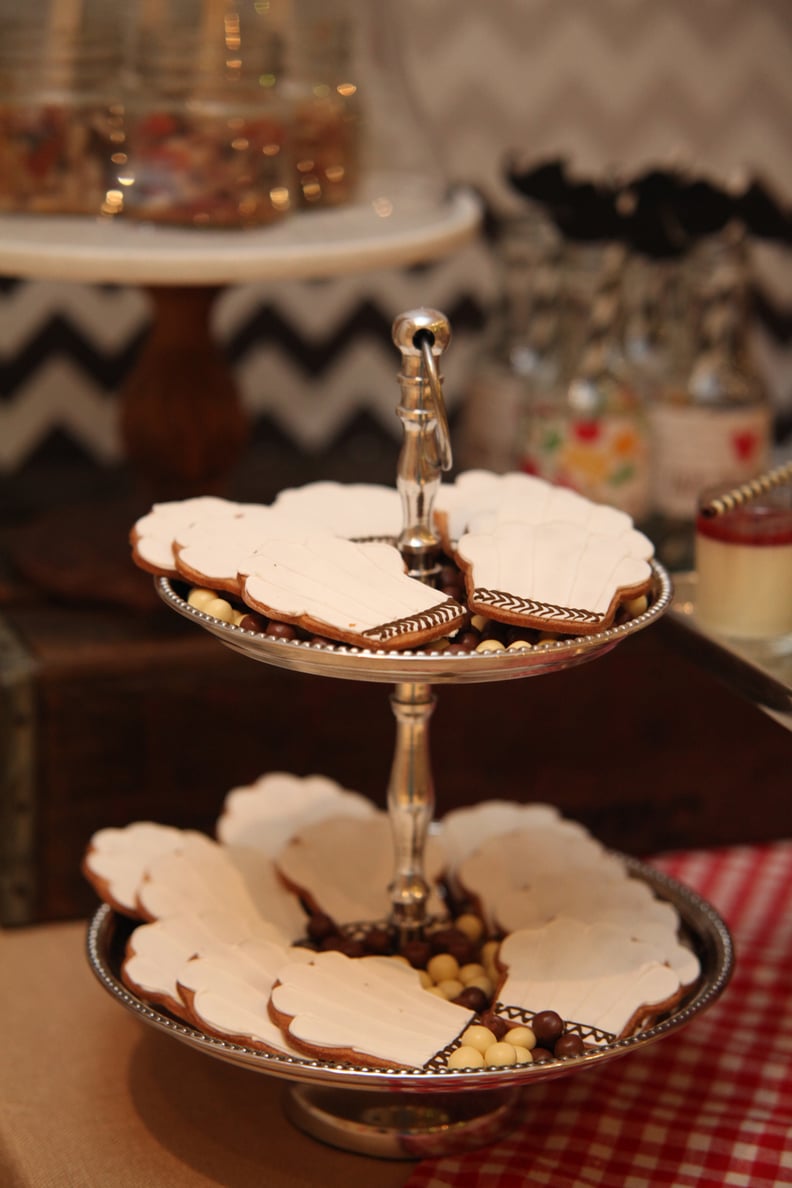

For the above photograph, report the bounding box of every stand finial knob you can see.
[392,308,451,357]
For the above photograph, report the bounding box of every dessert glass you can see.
[695,481,792,640]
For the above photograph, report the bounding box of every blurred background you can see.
[1,0,789,521]
[0,0,790,925]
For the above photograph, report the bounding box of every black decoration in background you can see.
[507,157,792,255]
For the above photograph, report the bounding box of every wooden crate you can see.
[1,599,790,924]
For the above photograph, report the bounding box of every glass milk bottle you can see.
[519,241,652,524]
[648,228,772,570]
[458,208,563,473]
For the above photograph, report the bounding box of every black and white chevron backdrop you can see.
[1,0,790,474]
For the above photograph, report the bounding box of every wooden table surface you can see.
[0,919,416,1188]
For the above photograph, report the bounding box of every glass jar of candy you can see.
[0,8,125,216]
[119,0,362,228]
[120,1,295,227]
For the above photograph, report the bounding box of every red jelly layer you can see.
[696,505,792,547]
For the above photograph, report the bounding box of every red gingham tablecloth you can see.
[405,841,792,1188]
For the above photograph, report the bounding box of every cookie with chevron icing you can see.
[457,518,653,635]
[268,950,474,1068]
[496,917,685,1040]
[239,535,465,650]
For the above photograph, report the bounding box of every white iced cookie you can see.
[122,908,282,1017]
[275,814,448,925]
[216,772,377,855]
[174,506,313,597]
[440,800,563,880]
[177,935,313,1055]
[82,822,204,917]
[497,917,683,1039]
[457,519,653,634]
[272,481,403,540]
[492,870,699,986]
[136,834,306,939]
[269,950,474,1068]
[130,496,241,578]
[433,470,531,548]
[239,535,465,650]
[456,824,621,932]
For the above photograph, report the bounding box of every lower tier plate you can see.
[86,855,733,1095]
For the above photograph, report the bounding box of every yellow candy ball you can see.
[460,1025,497,1054]
[484,1042,517,1067]
[447,1045,485,1070]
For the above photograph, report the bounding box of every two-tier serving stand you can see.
[87,308,733,1160]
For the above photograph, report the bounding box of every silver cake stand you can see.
[88,310,733,1159]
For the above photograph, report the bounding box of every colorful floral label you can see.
[520,412,651,521]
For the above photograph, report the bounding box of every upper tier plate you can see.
[156,561,672,684]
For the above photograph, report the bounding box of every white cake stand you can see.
[85,307,733,1158]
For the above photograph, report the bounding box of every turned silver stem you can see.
[386,682,437,941]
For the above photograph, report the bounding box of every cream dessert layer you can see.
[695,499,792,639]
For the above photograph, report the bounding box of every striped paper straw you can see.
[699,460,792,518]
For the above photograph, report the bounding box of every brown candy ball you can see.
[530,1047,555,1063]
[452,986,490,1013]
[453,631,481,652]
[400,939,433,969]
[363,927,393,956]
[554,1033,585,1059]
[531,1010,565,1047]
[477,1012,509,1041]
[428,928,475,965]
[265,620,297,640]
[238,613,266,632]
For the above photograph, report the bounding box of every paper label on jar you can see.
[519,413,651,522]
[649,403,771,519]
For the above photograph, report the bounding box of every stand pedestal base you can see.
[284,1084,522,1160]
